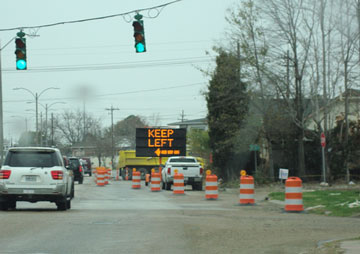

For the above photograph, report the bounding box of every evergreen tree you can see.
[206,50,248,181]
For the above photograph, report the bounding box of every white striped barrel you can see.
[205,175,218,200]
[285,177,303,212]
[173,173,184,194]
[239,175,255,204]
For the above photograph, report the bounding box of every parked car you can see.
[63,156,74,199]
[0,147,73,211]
[81,157,92,176]
[68,157,84,184]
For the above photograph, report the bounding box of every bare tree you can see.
[55,109,102,145]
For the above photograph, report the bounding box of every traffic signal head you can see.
[132,14,146,53]
[15,34,27,70]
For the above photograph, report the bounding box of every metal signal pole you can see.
[0,42,4,163]
[0,38,17,163]
[106,106,119,170]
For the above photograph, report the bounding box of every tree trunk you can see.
[298,129,306,179]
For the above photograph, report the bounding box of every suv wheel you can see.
[0,201,9,211]
[165,181,171,191]
[8,200,16,210]
[66,199,71,209]
[56,198,68,211]
[70,184,75,199]
[193,183,203,191]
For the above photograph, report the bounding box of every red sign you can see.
[321,133,326,147]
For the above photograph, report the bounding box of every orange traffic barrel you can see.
[173,173,185,194]
[205,174,218,200]
[145,173,150,186]
[116,169,119,181]
[106,168,112,184]
[151,172,161,192]
[96,168,106,187]
[285,177,303,212]
[132,171,141,189]
[239,175,255,205]
[125,168,129,181]
[104,168,109,185]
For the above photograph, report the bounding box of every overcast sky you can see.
[0,0,234,141]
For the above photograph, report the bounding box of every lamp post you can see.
[13,87,59,146]
[42,102,66,146]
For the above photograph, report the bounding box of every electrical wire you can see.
[0,0,182,32]
[3,56,212,73]
[5,82,206,103]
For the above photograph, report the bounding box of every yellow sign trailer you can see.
[117,150,205,180]
[117,150,170,180]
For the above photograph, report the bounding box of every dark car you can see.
[68,157,84,184]
[81,157,92,176]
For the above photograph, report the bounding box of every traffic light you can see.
[15,31,27,70]
[132,14,146,53]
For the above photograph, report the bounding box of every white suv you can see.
[0,147,73,211]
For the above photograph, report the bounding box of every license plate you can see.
[25,175,37,182]
[23,189,35,194]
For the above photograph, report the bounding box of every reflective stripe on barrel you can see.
[96,168,106,187]
[239,175,255,204]
[125,168,129,181]
[151,172,161,192]
[205,174,218,200]
[132,171,141,189]
[173,173,184,194]
[285,177,303,212]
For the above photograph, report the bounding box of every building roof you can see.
[167,118,207,126]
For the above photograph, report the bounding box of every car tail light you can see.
[167,167,171,174]
[79,165,83,172]
[200,168,203,175]
[0,170,11,179]
[51,170,63,180]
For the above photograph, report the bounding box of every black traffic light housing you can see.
[132,13,146,53]
[15,31,27,70]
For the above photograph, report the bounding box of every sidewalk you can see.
[341,240,360,254]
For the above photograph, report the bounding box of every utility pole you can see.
[105,106,119,170]
[0,42,4,163]
[179,110,186,122]
[51,113,54,146]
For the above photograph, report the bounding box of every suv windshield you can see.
[169,158,196,163]
[4,150,61,167]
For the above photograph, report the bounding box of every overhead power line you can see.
[3,56,213,73]
[0,0,182,32]
[4,82,206,103]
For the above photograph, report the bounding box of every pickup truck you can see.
[161,156,203,191]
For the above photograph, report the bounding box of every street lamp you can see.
[13,87,59,146]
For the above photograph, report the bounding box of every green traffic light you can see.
[15,34,27,70]
[136,43,145,53]
[16,60,27,70]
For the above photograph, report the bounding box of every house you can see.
[306,89,360,131]
[167,118,208,131]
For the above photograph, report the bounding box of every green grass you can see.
[269,189,360,217]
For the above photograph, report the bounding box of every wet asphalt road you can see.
[0,176,359,254]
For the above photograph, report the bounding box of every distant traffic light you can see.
[132,14,146,53]
[15,31,27,70]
